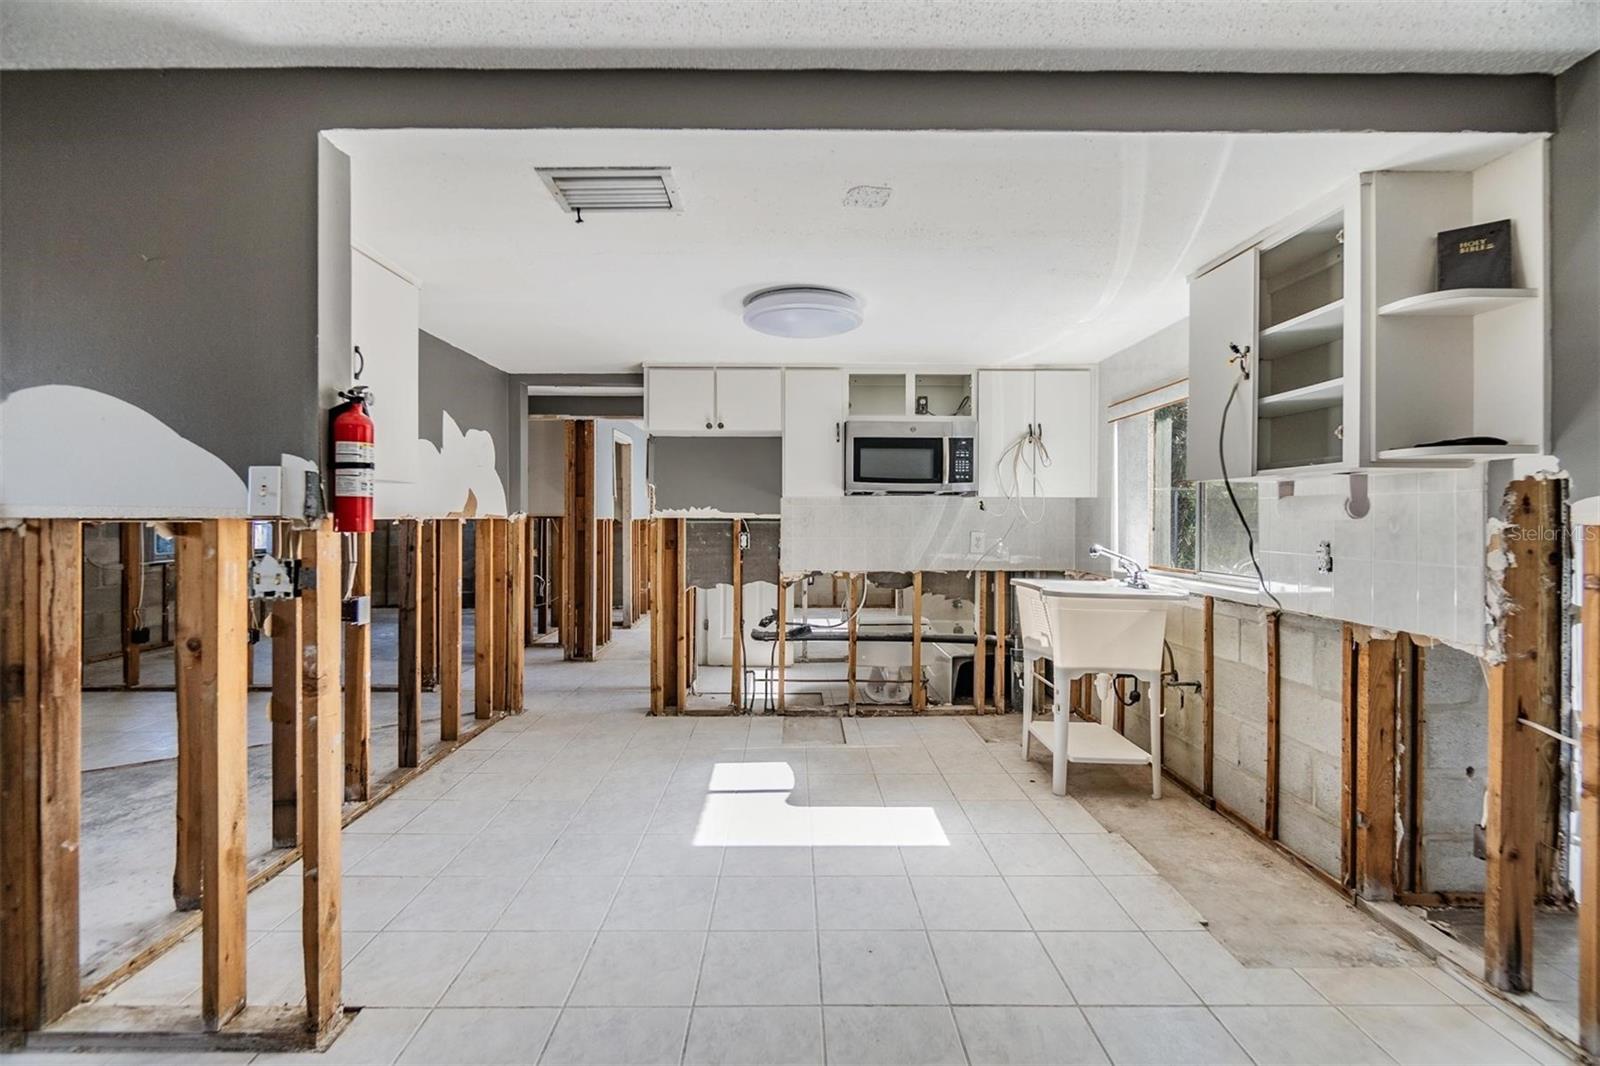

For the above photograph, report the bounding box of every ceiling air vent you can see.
[536,167,678,216]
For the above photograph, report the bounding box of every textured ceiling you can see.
[332,128,1536,374]
[3,0,1596,73]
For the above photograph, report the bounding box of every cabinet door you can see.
[1187,249,1258,482]
[352,249,420,484]
[782,368,846,497]
[1033,369,1096,497]
[715,368,784,433]
[646,367,718,434]
[977,370,1037,497]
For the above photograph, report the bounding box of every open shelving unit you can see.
[847,371,973,418]
[1255,209,1347,473]
[1362,146,1547,463]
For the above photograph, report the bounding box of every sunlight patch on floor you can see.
[693,762,950,848]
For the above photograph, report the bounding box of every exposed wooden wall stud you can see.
[397,519,422,768]
[730,519,744,711]
[299,524,344,1034]
[474,518,497,720]
[420,520,438,692]
[0,519,83,1031]
[173,525,204,910]
[911,572,926,711]
[1578,522,1598,1053]
[438,519,463,741]
[120,522,143,687]
[199,519,249,1031]
[1265,611,1281,840]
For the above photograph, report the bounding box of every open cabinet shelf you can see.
[1258,377,1343,417]
[1259,298,1344,359]
[1376,443,1539,462]
[1376,287,1538,317]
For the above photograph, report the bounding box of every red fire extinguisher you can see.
[329,385,375,534]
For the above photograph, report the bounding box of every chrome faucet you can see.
[1089,544,1150,589]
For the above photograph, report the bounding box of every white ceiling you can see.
[333,128,1537,374]
[3,0,1596,73]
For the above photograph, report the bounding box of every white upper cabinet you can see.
[977,368,1096,498]
[782,367,846,497]
[1187,140,1549,478]
[1033,369,1096,497]
[646,366,782,435]
[1187,249,1258,483]
[351,248,420,485]
[714,367,784,433]
[645,367,717,433]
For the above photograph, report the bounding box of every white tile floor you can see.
[31,624,1577,1065]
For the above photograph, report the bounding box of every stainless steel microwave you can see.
[844,418,977,495]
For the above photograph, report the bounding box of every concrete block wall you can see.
[80,522,171,662]
[1211,600,1271,830]
[1419,643,1489,893]
[1274,614,1347,877]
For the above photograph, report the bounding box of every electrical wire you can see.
[968,427,1052,572]
[1219,348,1283,612]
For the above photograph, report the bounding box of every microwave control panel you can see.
[949,438,975,484]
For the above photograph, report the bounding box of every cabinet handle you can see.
[705,420,713,430]
[717,421,725,429]
[835,422,841,443]
[1037,421,1044,440]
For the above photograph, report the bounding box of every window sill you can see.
[1144,571,1269,608]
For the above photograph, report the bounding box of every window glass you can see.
[1147,400,1260,579]
[1199,480,1260,578]
[1151,402,1197,571]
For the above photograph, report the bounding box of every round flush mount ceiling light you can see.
[742,286,862,339]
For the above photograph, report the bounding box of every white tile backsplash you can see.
[780,496,1077,574]
[1253,467,1489,648]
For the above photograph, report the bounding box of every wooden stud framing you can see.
[650,518,684,715]
[269,597,302,849]
[490,517,510,702]
[437,519,463,741]
[1396,635,1426,894]
[420,520,437,692]
[474,518,497,719]
[534,519,551,636]
[1202,597,1215,800]
[1579,522,1599,1054]
[298,524,344,1034]
[776,575,787,711]
[120,522,143,687]
[994,575,1008,713]
[342,530,372,803]
[173,526,204,910]
[730,519,744,711]
[397,520,422,768]
[594,519,611,649]
[506,516,526,713]
[1265,611,1281,840]
[563,421,597,662]
[198,519,250,1032]
[1484,477,1561,993]
[1354,633,1398,902]
[0,519,83,1031]
[1340,623,1359,890]
[911,572,926,711]
[974,572,988,713]
[847,574,860,712]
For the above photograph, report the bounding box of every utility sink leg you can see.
[1052,681,1068,797]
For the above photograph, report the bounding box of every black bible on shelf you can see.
[1436,218,1513,290]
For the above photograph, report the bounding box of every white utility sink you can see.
[1011,577,1184,799]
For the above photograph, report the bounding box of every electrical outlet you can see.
[969,531,986,554]
[1315,540,1334,573]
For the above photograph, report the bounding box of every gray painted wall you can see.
[594,420,650,521]
[650,437,783,516]
[0,67,1569,517]
[418,330,513,495]
[1552,53,1600,500]
[526,418,566,517]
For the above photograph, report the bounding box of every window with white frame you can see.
[1149,399,1259,578]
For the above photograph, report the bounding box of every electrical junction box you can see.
[246,456,323,522]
